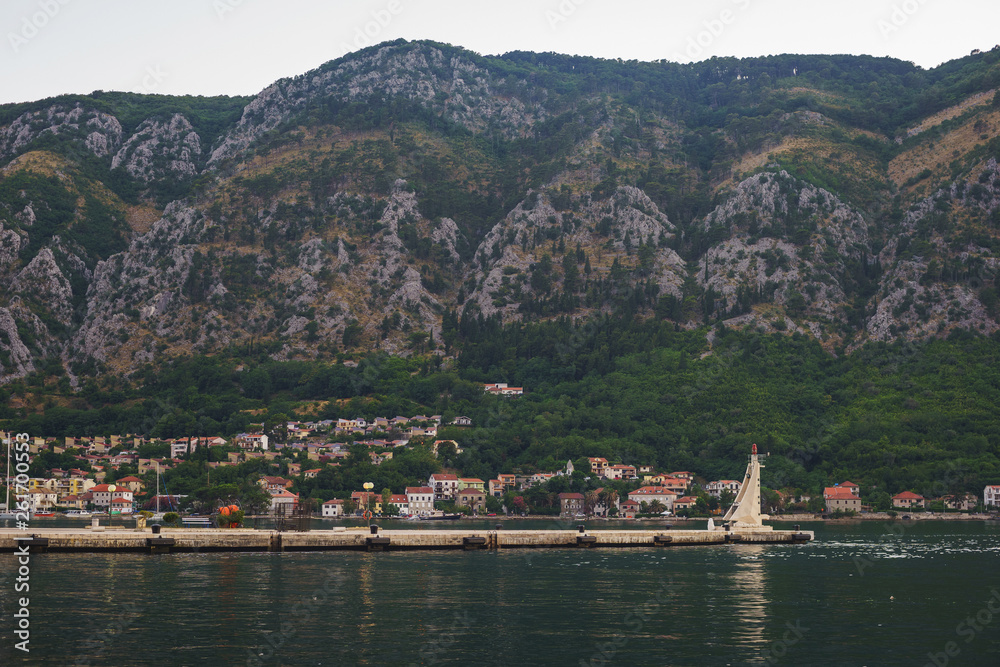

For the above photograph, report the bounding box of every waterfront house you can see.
[91,484,134,509]
[429,473,460,501]
[941,493,977,511]
[891,491,925,509]
[269,489,299,514]
[60,494,85,510]
[457,488,487,513]
[673,496,698,511]
[110,498,134,515]
[558,492,585,517]
[628,486,678,511]
[984,485,1000,508]
[28,489,58,510]
[488,479,505,497]
[351,491,380,514]
[405,487,435,516]
[388,494,409,514]
[459,478,486,492]
[321,499,344,517]
[620,499,639,518]
[823,487,860,513]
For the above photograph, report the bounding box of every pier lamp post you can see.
[363,482,375,525]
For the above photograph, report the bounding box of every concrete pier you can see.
[0,527,813,554]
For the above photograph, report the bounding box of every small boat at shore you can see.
[64,510,92,518]
[420,513,463,521]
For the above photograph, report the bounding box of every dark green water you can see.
[1,521,998,666]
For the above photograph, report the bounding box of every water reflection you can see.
[729,544,769,650]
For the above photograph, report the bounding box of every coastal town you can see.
[4,417,999,521]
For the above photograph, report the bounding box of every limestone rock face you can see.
[11,248,75,327]
[112,114,203,181]
[0,104,123,159]
[469,185,686,320]
[209,43,545,165]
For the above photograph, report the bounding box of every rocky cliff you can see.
[1,40,1000,382]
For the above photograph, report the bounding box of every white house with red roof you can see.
[428,473,460,501]
[604,464,637,481]
[984,485,1000,508]
[91,484,134,509]
[321,499,344,517]
[892,491,925,509]
[387,494,409,514]
[628,486,678,510]
[110,498,134,515]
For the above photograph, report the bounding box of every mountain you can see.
[2,39,1000,386]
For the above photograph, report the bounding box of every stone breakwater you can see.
[0,527,813,553]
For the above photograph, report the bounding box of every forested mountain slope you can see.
[2,41,1000,383]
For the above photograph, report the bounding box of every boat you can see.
[420,512,463,520]
[64,510,92,518]
[33,511,56,518]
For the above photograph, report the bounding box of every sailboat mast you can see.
[156,461,160,514]
[5,436,10,513]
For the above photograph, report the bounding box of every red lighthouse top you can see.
[752,443,757,455]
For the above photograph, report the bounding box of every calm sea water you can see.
[1,520,999,666]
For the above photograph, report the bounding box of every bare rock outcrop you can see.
[112,114,202,181]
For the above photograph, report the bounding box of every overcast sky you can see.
[2,0,998,105]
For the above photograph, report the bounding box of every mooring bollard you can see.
[578,525,585,533]
[369,524,379,535]
[151,524,162,535]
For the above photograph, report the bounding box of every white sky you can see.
[2,0,998,105]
